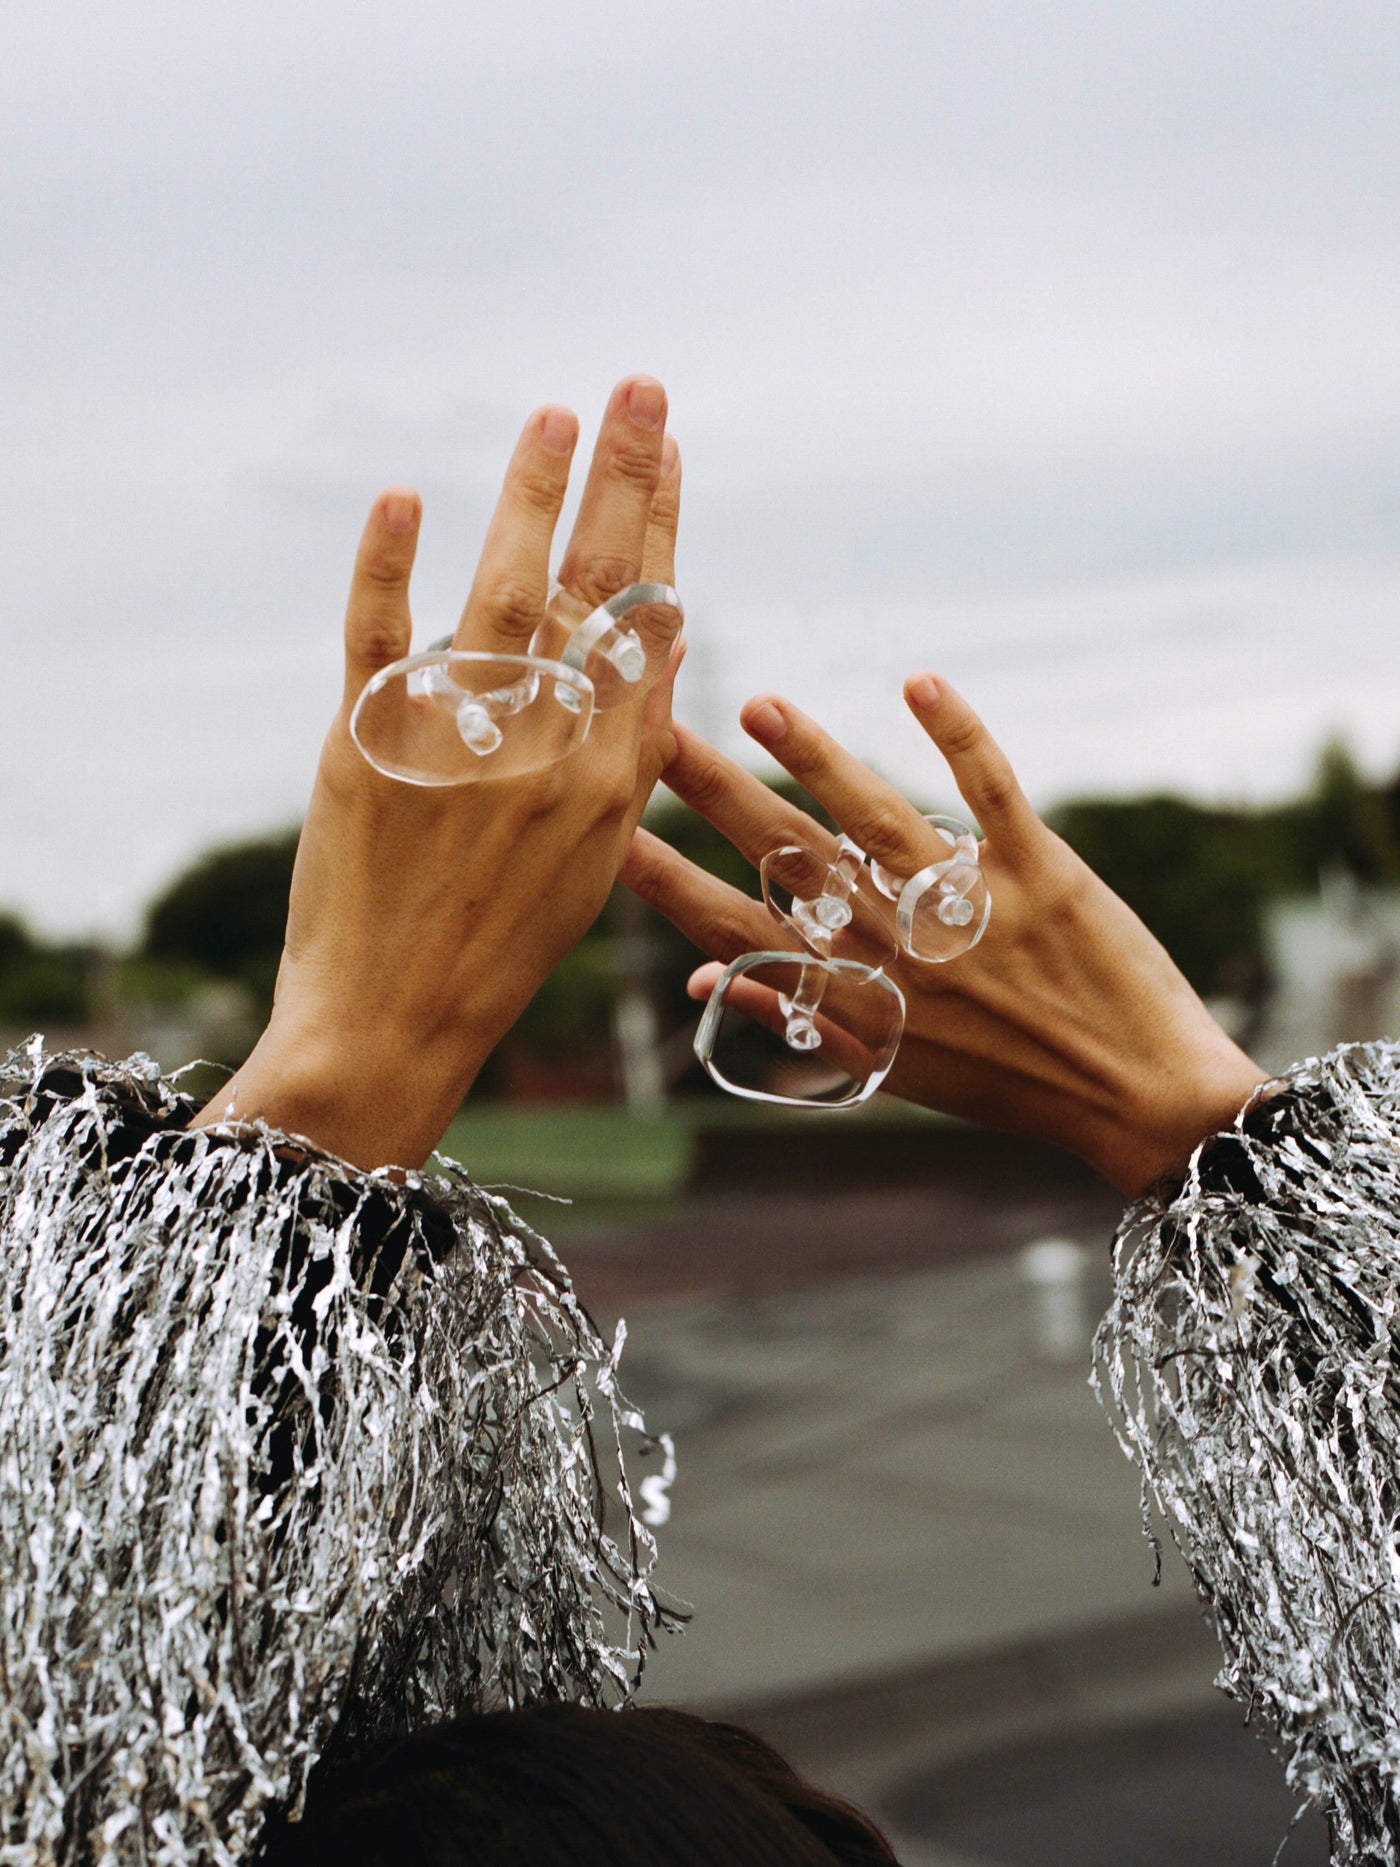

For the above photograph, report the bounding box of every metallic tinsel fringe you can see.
[1095,1040,1400,1865]
[0,1041,679,1866]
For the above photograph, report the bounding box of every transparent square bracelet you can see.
[349,580,683,785]
[695,816,989,1109]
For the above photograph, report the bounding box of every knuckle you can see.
[978,780,1015,825]
[625,843,664,898]
[976,765,1020,819]
[647,479,681,531]
[480,575,541,640]
[347,617,410,670]
[594,763,636,819]
[862,804,912,860]
[712,909,759,961]
[605,434,662,490]
[792,736,833,786]
[567,552,636,606]
[514,463,566,514]
[519,765,568,817]
[356,554,409,595]
[674,749,733,818]
[939,714,985,761]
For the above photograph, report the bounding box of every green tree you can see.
[0,912,94,1024]
[1300,739,1399,883]
[139,830,301,1016]
[1045,795,1304,999]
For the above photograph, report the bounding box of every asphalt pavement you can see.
[537,1181,1333,1866]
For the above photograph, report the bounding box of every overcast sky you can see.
[3,0,1397,938]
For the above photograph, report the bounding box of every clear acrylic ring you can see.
[349,579,683,786]
[694,833,905,1109]
[532,580,684,714]
[870,814,990,963]
[694,951,906,1109]
[350,649,594,786]
[758,836,897,975]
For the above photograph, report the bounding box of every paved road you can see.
[536,1184,1332,1864]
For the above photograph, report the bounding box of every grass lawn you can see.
[438,1096,951,1210]
[439,1103,695,1202]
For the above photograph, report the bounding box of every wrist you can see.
[1092,1031,1270,1199]
[189,1013,486,1171]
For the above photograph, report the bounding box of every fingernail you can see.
[627,377,666,429]
[540,405,577,455]
[744,700,787,746]
[660,434,680,477]
[908,674,940,710]
[383,488,418,534]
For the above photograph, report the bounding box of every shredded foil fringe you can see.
[0,1040,680,1866]
[1095,1040,1400,1865]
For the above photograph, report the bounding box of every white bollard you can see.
[1018,1236,1091,1361]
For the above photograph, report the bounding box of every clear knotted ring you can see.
[694,835,906,1109]
[870,814,990,963]
[349,579,683,785]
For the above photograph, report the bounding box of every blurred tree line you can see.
[2,745,1397,1087]
[1046,743,1400,1002]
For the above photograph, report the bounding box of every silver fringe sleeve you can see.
[0,1040,680,1866]
[1094,1040,1400,1865]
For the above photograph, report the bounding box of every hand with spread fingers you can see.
[193,376,683,1171]
[622,680,1269,1196]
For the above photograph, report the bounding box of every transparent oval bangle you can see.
[694,951,906,1108]
[349,649,594,786]
[870,813,990,963]
[531,580,684,713]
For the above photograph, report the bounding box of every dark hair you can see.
[262,1702,900,1865]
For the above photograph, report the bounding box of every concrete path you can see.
[616,1247,1192,1709]
[566,1214,1331,1863]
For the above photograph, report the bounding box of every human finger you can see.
[342,486,421,709]
[903,673,1046,864]
[609,639,686,829]
[740,694,948,876]
[556,375,667,607]
[639,435,681,587]
[621,828,771,963]
[636,638,685,771]
[591,431,685,691]
[455,405,578,653]
[660,724,839,868]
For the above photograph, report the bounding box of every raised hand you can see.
[623,677,1268,1195]
[194,377,682,1170]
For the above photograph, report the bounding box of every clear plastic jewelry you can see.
[350,649,594,784]
[693,807,989,1107]
[759,836,898,975]
[349,581,683,786]
[869,813,990,963]
[694,951,906,1107]
[695,834,906,1109]
[532,580,684,713]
